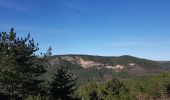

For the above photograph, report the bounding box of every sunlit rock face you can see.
[50,56,129,71]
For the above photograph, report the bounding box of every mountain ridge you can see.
[49,54,164,69]
[45,54,170,84]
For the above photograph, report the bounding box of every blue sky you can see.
[0,0,170,60]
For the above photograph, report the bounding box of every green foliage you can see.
[77,77,132,100]
[124,71,170,99]
[1,28,170,100]
[0,28,47,99]
[45,59,115,85]
[104,78,129,96]
[47,54,168,85]
[100,77,132,100]
[77,81,99,100]
[49,66,77,100]
[75,72,170,100]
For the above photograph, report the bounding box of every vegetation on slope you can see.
[1,28,170,100]
[46,54,168,84]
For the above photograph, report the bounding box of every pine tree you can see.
[103,77,129,99]
[77,81,99,100]
[50,66,77,100]
[0,28,48,99]
[0,28,19,98]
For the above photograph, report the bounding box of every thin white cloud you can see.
[0,0,31,13]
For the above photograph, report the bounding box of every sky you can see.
[0,0,170,60]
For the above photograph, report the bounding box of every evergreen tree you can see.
[102,77,129,99]
[77,81,99,100]
[50,66,77,100]
[0,28,48,99]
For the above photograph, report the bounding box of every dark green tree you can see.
[77,81,99,100]
[0,28,48,99]
[50,66,77,100]
[102,77,129,99]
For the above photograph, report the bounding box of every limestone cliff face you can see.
[50,55,138,71]
[60,56,101,68]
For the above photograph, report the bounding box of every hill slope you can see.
[45,55,169,84]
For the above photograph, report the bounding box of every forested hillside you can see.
[45,55,170,84]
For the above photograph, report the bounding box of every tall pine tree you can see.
[50,66,77,100]
[0,28,48,99]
